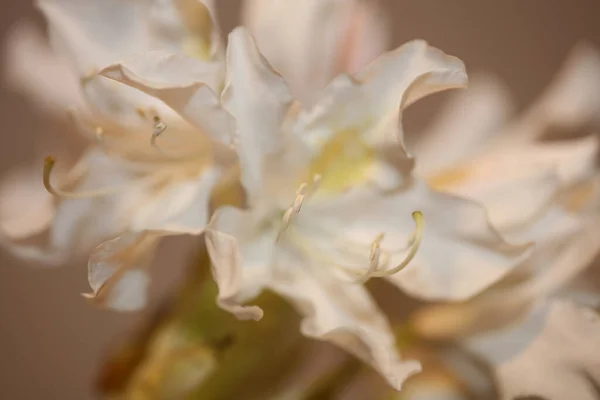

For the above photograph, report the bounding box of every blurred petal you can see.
[85,232,158,311]
[296,40,467,174]
[413,218,600,339]
[307,179,531,301]
[438,136,599,231]
[270,250,421,391]
[468,300,600,400]
[501,42,600,143]
[0,166,55,239]
[205,206,275,321]
[221,27,294,206]
[4,21,82,112]
[414,75,514,175]
[243,0,388,103]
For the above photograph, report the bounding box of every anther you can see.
[354,233,385,283]
[276,175,322,242]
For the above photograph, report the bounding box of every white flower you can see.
[101,27,535,390]
[0,0,233,311]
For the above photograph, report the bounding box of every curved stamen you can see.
[371,211,423,277]
[43,156,124,199]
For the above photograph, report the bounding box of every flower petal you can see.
[501,42,600,143]
[242,0,388,104]
[412,217,600,339]
[269,249,421,391]
[437,135,599,231]
[306,179,532,301]
[84,232,158,312]
[99,51,229,143]
[130,167,221,235]
[467,300,600,400]
[413,74,514,176]
[205,206,276,321]
[39,0,223,124]
[221,27,295,206]
[296,40,467,172]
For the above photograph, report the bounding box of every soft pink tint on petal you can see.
[243,0,388,104]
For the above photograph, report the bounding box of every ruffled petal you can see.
[99,51,229,142]
[269,249,421,390]
[84,232,158,311]
[435,136,599,231]
[205,206,276,321]
[242,0,388,103]
[305,179,532,301]
[295,40,467,176]
[38,0,222,124]
[221,27,295,206]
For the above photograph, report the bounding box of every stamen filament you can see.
[43,156,124,199]
[371,211,423,277]
[276,175,322,242]
[354,233,385,283]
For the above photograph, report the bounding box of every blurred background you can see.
[1,0,599,398]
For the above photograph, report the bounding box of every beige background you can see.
[1,1,599,398]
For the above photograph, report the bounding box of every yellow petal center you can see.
[306,128,375,193]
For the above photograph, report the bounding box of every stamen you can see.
[151,115,167,147]
[276,175,321,242]
[354,233,385,283]
[371,211,423,277]
[43,156,124,199]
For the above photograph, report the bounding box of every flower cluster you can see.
[3,0,600,395]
